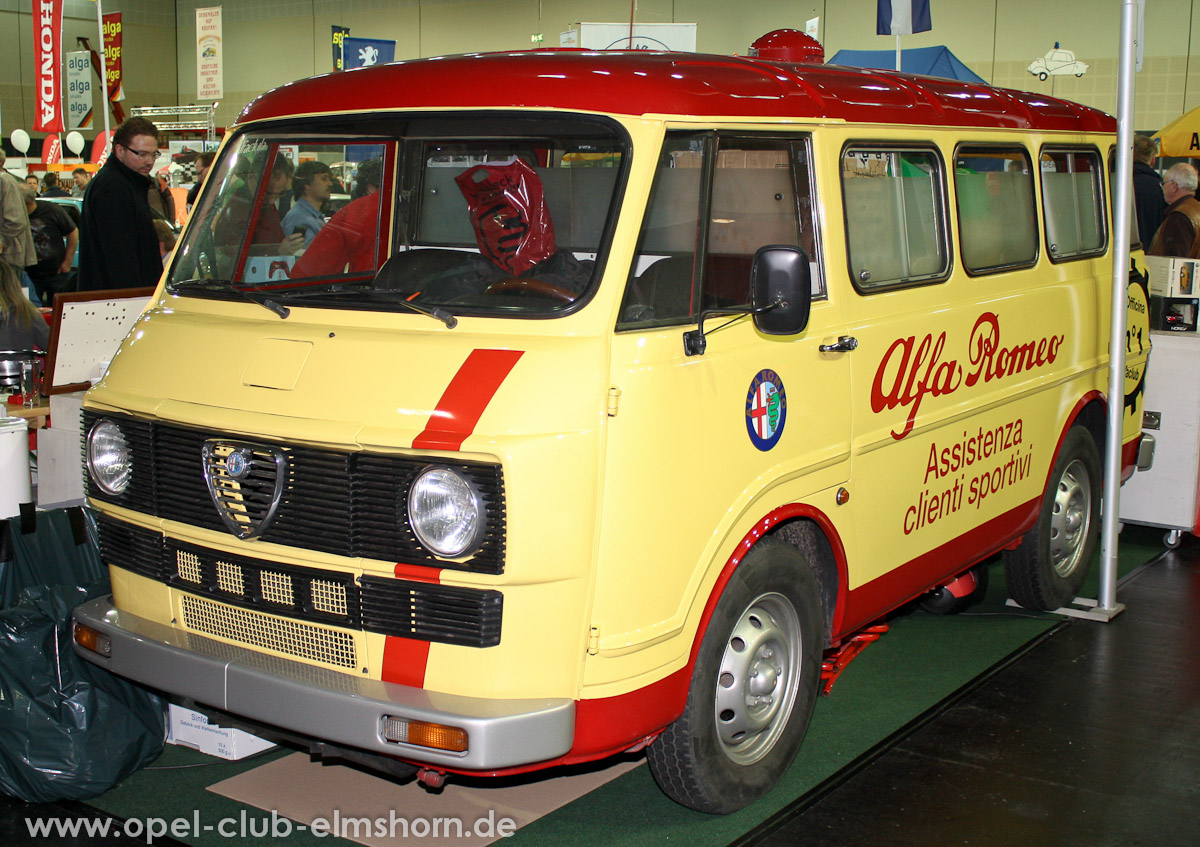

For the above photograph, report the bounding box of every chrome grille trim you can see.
[201,440,288,539]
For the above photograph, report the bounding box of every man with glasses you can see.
[78,117,166,291]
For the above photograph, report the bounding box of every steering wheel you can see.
[484,277,577,303]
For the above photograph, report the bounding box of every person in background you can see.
[252,154,304,253]
[0,151,36,277]
[71,167,91,197]
[1147,163,1200,258]
[20,184,77,306]
[290,159,382,277]
[41,172,70,198]
[281,160,333,248]
[77,116,165,291]
[1132,135,1165,246]
[0,262,49,351]
[153,219,177,265]
[147,169,176,226]
[186,151,215,211]
[24,175,41,195]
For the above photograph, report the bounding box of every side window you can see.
[618,135,704,328]
[954,146,1038,273]
[703,138,819,311]
[842,147,948,290]
[1040,149,1105,261]
[619,133,822,329]
[1108,145,1142,250]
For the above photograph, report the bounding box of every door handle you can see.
[819,335,858,353]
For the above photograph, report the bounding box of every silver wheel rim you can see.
[713,592,801,765]
[1050,458,1091,579]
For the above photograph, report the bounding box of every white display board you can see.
[46,289,154,393]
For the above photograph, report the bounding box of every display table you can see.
[4,401,50,430]
[1119,331,1200,547]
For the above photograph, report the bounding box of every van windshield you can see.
[168,114,627,318]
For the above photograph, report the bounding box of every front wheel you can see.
[1004,425,1100,610]
[646,537,822,814]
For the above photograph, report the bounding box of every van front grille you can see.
[96,514,503,649]
[180,595,358,669]
[82,410,507,575]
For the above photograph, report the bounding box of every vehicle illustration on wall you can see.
[1028,43,1088,80]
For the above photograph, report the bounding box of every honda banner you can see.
[33,0,64,133]
[42,133,62,165]
[103,12,125,102]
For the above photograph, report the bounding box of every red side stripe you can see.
[412,349,524,451]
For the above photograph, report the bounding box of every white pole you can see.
[96,0,110,142]
[896,34,901,71]
[1099,0,1139,615]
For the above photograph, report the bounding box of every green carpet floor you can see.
[86,525,1164,846]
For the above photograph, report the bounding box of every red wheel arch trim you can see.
[686,504,850,667]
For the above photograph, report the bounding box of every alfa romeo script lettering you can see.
[870,312,1064,441]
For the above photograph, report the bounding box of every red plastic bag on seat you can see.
[455,159,556,275]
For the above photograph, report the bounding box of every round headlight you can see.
[407,467,485,558]
[87,420,132,495]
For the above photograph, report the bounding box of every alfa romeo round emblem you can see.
[746,369,786,451]
[227,449,250,479]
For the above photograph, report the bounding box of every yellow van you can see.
[72,33,1150,813]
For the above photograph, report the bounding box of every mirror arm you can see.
[683,300,781,357]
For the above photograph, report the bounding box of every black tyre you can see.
[646,537,822,814]
[1004,425,1100,610]
[919,563,989,615]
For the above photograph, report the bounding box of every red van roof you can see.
[238,49,1114,134]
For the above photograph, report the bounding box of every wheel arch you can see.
[1071,393,1107,456]
[688,505,848,668]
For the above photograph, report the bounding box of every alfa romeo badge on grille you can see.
[201,440,288,539]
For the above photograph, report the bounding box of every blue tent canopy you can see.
[827,46,987,84]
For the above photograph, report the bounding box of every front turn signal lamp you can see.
[73,622,112,658]
[382,716,468,753]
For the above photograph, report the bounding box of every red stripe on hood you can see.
[413,349,524,451]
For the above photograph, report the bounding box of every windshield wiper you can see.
[284,287,458,328]
[169,279,290,319]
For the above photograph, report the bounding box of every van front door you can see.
[589,131,851,677]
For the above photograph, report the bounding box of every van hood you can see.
[87,305,607,455]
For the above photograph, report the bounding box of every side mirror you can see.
[751,245,811,336]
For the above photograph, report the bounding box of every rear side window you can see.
[1041,148,1105,261]
[842,147,948,291]
[954,146,1038,273]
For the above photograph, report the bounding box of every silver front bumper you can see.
[72,595,574,770]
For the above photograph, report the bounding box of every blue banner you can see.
[877,0,932,36]
[343,37,396,69]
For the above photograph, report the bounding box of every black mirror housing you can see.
[751,245,811,336]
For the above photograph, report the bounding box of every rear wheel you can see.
[647,537,822,814]
[1004,425,1100,610]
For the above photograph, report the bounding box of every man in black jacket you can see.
[77,117,165,291]
[1133,134,1166,247]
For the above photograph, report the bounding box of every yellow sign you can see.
[1153,106,1200,157]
